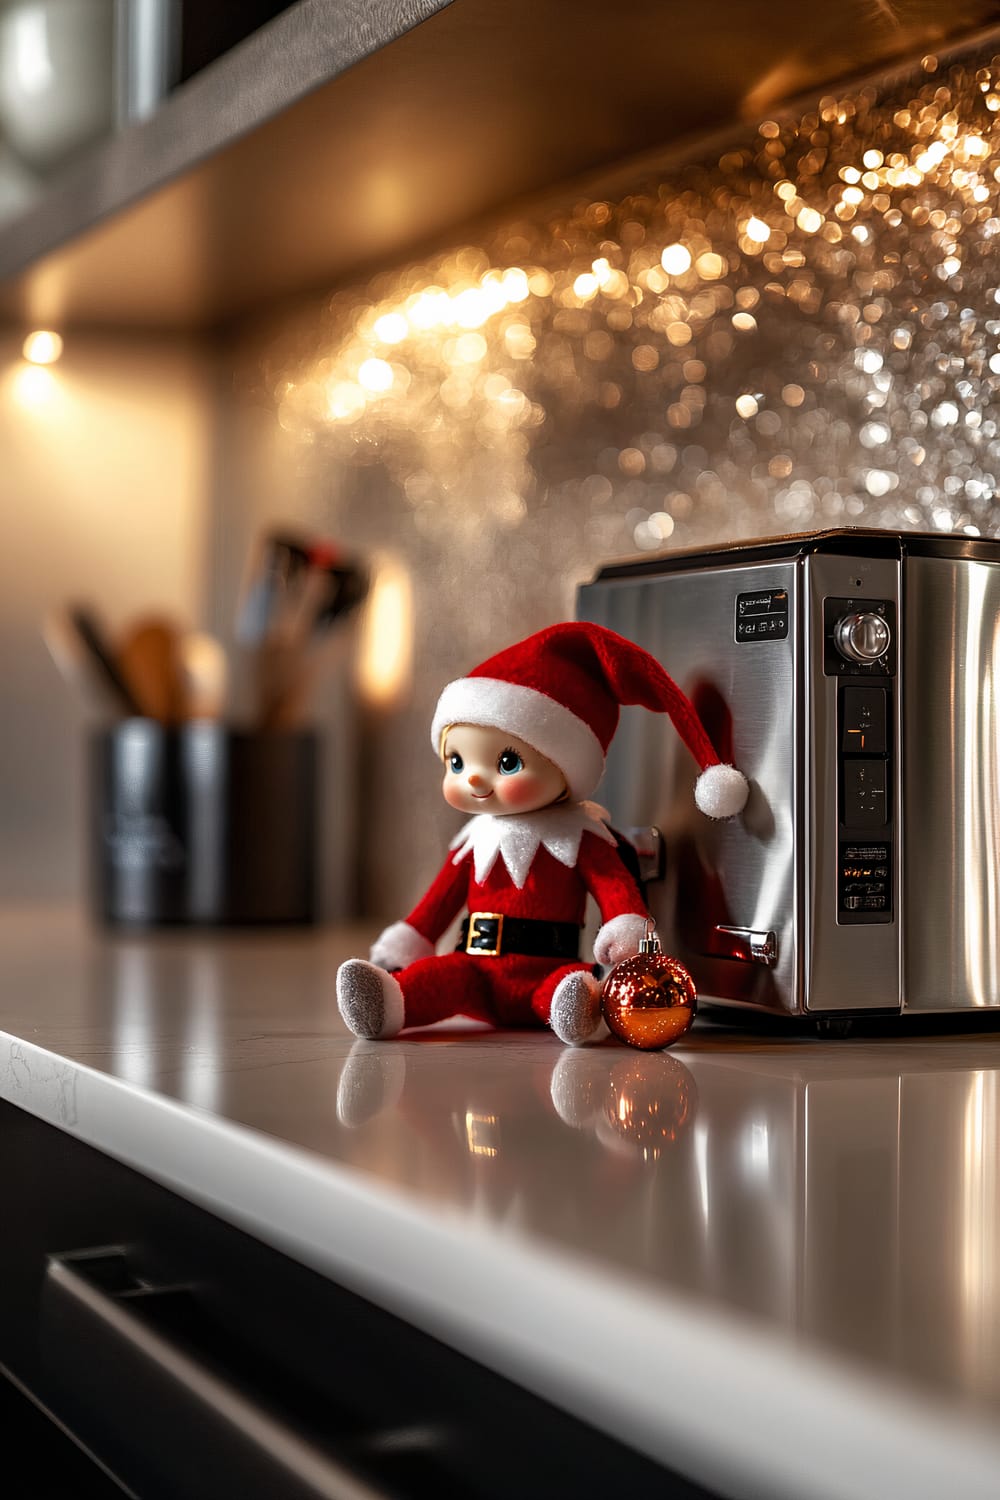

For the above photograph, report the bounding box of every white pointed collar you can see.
[449,800,616,890]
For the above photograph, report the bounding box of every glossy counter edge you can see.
[2,1028,997,1500]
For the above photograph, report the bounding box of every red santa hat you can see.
[430,622,749,818]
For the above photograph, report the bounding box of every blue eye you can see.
[448,753,464,773]
[498,749,523,775]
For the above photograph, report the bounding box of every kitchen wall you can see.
[0,336,212,903]
[7,42,1000,918]
[214,44,1000,916]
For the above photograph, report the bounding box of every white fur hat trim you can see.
[431,676,606,800]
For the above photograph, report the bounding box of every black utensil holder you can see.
[91,723,318,926]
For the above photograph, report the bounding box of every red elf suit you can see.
[336,623,749,1046]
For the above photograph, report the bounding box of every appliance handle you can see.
[40,1246,393,1500]
[709,925,778,967]
[618,824,666,885]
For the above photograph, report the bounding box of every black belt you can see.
[458,913,580,960]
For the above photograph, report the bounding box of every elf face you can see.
[441,724,567,816]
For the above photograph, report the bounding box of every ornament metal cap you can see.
[638,918,662,955]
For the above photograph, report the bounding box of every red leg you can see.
[397,951,493,1030]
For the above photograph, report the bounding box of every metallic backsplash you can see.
[237,38,1000,914]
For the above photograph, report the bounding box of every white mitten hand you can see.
[593,912,649,969]
[369,920,434,972]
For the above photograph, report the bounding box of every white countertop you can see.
[2,907,999,1500]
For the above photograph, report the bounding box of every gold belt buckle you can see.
[466,912,504,956]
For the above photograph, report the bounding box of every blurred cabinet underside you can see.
[0,0,998,333]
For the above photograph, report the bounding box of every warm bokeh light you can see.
[22,330,63,365]
[356,557,413,708]
[271,46,1000,560]
[372,312,408,344]
[10,362,58,407]
[659,243,692,275]
[357,357,394,393]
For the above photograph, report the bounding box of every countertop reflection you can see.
[1,908,999,1498]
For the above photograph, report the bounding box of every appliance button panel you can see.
[836,646,894,924]
[735,588,789,642]
[835,610,892,664]
[842,759,888,828]
[823,597,896,676]
[841,686,887,754]
[839,843,891,914]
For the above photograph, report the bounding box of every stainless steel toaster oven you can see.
[578,529,1000,1019]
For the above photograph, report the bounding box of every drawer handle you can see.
[41,1247,394,1500]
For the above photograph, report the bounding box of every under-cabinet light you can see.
[22,330,63,365]
[356,556,413,709]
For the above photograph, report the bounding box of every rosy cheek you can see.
[496,774,548,809]
[443,778,465,809]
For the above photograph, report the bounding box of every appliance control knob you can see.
[835,611,891,663]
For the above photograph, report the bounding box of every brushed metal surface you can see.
[578,560,798,1013]
[902,555,1000,1009]
[583,537,1000,1015]
[803,552,901,1013]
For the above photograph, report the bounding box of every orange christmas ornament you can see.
[601,919,697,1050]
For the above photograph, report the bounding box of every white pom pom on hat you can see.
[431,621,750,818]
[694,762,750,820]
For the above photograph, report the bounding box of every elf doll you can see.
[336,622,748,1046]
